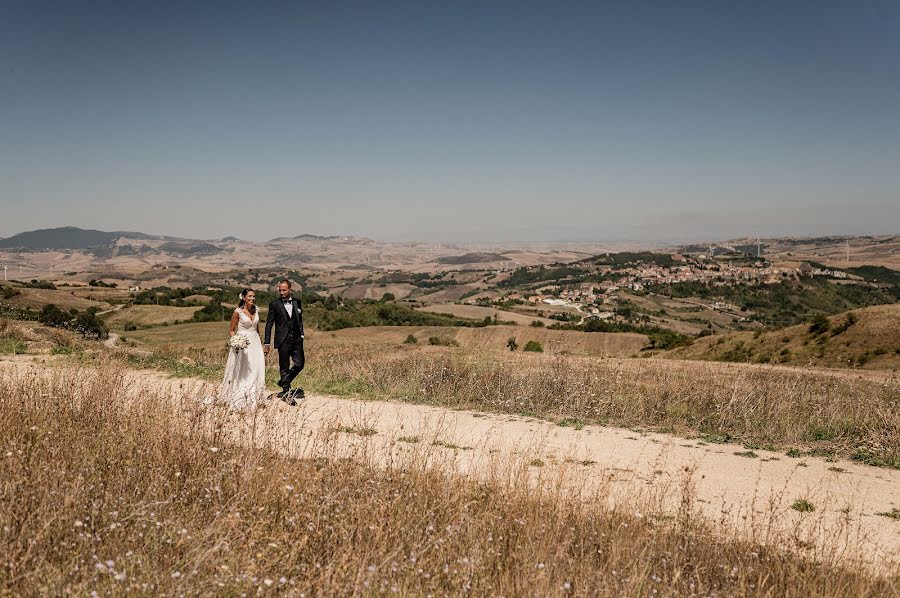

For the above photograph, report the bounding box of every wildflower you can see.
[209,447,219,453]
[264,579,273,586]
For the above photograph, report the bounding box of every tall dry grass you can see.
[1,361,897,595]
[119,341,900,467]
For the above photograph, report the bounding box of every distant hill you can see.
[436,252,506,265]
[0,227,158,250]
[159,241,222,257]
[663,304,900,369]
[269,234,349,242]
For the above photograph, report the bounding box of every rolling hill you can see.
[0,226,158,250]
[664,303,900,369]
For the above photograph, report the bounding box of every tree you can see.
[381,292,396,302]
[39,304,69,328]
[507,338,518,351]
[74,311,108,339]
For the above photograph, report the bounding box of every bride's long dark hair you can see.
[238,288,256,313]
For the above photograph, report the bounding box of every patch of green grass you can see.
[734,450,758,458]
[827,466,847,473]
[850,447,900,469]
[0,339,27,355]
[557,417,585,430]
[698,433,732,445]
[432,440,472,451]
[529,459,545,467]
[810,428,837,441]
[876,509,900,520]
[50,345,83,355]
[397,436,420,444]
[791,499,815,513]
[337,425,378,437]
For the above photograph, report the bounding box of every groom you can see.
[264,279,305,405]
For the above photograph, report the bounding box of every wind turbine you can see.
[757,237,761,259]
[3,265,6,281]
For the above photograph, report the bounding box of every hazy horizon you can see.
[2,1,899,243]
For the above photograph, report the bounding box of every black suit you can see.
[264,296,305,392]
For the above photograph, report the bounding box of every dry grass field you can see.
[667,304,900,370]
[115,321,230,349]
[416,303,560,327]
[2,360,897,595]
[340,282,416,300]
[415,283,483,303]
[122,321,648,358]
[2,287,112,311]
[104,305,205,327]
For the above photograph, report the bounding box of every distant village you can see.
[468,254,861,320]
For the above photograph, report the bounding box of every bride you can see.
[215,289,267,411]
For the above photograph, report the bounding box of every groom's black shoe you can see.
[290,388,305,399]
[280,388,298,406]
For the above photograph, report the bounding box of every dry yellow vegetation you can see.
[415,303,559,326]
[104,305,204,327]
[3,287,112,311]
[2,361,897,595]
[122,321,648,357]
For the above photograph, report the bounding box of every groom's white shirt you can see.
[283,298,293,318]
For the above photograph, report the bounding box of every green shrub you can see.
[830,312,858,336]
[808,314,830,335]
[791,499,815,513]
[530,320,544,328]
[428,336,459,347]
[403,334,417,344]
[523,340,543,353]
[0,286,20,300]
[507,338,518,351]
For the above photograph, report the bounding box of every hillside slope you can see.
[664,303,900,369]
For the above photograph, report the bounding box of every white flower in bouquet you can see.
[228,334,250,352]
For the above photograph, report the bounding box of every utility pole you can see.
[846,239,850,264]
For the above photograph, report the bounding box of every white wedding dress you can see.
[217,308,267,411]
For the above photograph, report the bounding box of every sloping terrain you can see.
[665,304,900,369]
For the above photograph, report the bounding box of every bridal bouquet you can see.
[228,334,250,352]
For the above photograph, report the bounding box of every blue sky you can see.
[1,1,898,242]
